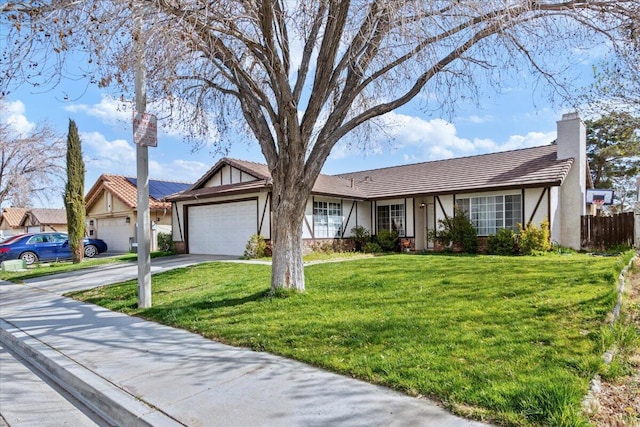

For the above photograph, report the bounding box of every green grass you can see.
[69,252,633,426]
[0,251,173,282]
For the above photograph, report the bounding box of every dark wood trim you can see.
[258,193,270,236]
[547,187,551,228]
[435,195,451,224]
[342,200,356,238]
[174,202,184,242]
[521,189,526,226]
[183,204,189,251]
[527,188,547,225]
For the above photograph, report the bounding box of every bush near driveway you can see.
[70,252,634,427]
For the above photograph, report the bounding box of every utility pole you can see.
[134,10,151,308]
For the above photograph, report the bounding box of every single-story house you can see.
[85,174,191,252]
[20,208,68,233]
[167,113,588,256]
[0,207,28,237]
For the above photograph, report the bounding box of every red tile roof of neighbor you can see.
[1,207,28,228]
[173,145,574,201]
[85,174,182,211]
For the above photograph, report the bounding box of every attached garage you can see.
[187,199,258,256]
[97,218,133,253]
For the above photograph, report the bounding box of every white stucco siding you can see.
[549,186,562,246]
[405,198,415,237]
[433,195,455,232]
[341,200,360,237]
[523,187,551,227]
[204,166,258,187]
[303,198,314,239]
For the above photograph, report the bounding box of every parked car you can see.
[0,232,108,265]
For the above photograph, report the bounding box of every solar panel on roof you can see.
[126,178,191,200]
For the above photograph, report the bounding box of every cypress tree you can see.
[64,119,86,263]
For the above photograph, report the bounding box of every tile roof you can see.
[337,145,573,199]
[174,145,573,202]
[86,174,190,211]
[1,207,28,228]
[21,208,67,225]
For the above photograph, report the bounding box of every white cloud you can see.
[500,131,556,151]
[66,95,220,147]
[82,131,136,175]
[148,159,209,182]
[2,99,35,136]
[467,114,493,124]
[65,96,130,127]
[82,131,208,183]
[380,112,476,158]
[327,111,556,164]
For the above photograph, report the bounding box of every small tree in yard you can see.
[2,1,638,290]
[430,207,478,254]
[64,119,85,264]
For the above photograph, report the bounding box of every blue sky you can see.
[3,52,595,209]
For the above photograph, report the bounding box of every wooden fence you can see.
[580,212,635,250]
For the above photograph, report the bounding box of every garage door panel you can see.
[188,200,257,256]
[97,218,133,253]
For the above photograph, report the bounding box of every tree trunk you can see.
[271,206,305,291]
[269,165,310,292]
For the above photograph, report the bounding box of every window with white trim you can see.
[313,201,342,238]
[456,194,522,236]
[377,204,405,237]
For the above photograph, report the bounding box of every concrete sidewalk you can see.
[0,256,490,426]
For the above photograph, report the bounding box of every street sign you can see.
[133,111,158,147]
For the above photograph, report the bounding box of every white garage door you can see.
[188,200,258,256]
[97,218,133,253]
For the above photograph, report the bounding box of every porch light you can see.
[125,216,131,224]
[419,203,426,209]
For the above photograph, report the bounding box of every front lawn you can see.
[70,252,633,426]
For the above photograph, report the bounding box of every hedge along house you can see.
[168,113,587,256]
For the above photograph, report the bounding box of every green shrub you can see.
[363,242,382,253]
[376,229,398,251]
[157,232,176,253]
[243,234,268,259]
[350,225,371,252]
[429,207,478,254]
[487,228,517,255]
[518,219,551,255]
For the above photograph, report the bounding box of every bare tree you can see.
[0,99,65,208]
[2,1,638,290]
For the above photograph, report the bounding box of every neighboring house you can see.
[85,174,191,253]
[0,207,28,237]
[20,208,68,233]
[167,113,588,256]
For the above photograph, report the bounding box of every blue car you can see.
[0,232,108,265]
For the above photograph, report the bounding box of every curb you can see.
[0,319,183,427]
